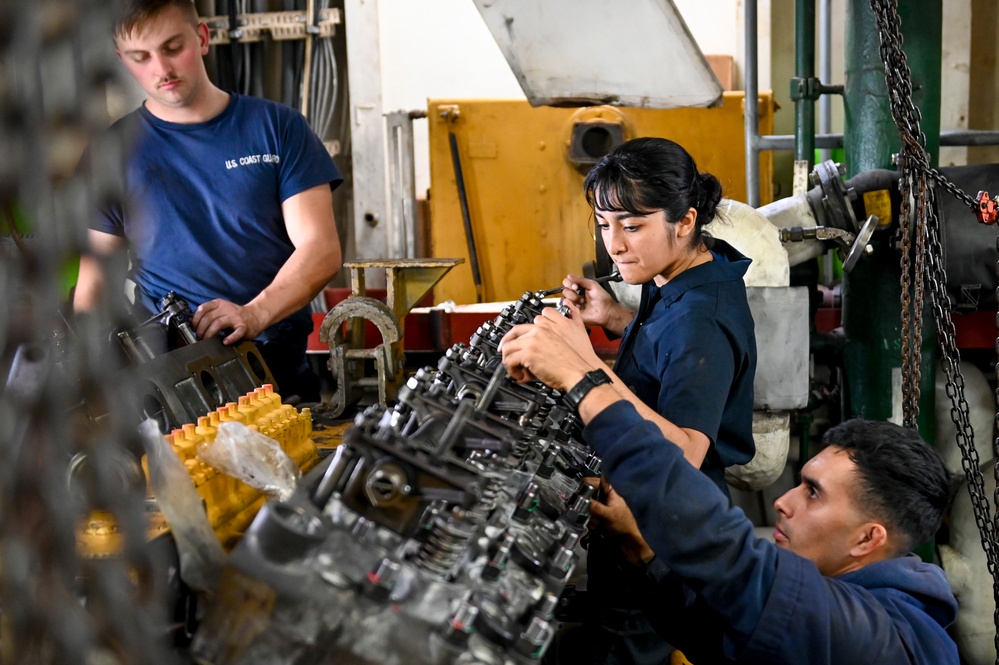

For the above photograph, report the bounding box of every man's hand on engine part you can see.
[499,323,594,391]
[192,299,265,345]
[585,477,656,567]
[532,301,602,367]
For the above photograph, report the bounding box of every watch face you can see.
[592,370,607,384]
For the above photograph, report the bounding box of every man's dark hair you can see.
[821,419,953,555]
[113,0,199,40]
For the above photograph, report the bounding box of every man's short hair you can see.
[113,0,199,41]
[821,419,954,555]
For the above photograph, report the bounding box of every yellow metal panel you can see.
[428,93,775,305]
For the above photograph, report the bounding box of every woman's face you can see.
[596,206,694,286]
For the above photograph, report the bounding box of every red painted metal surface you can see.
[813,306,992,350]
[311,288,994,362]
[308,290,621,359]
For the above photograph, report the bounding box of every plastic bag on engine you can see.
[197,421,301,501]
[139,418,225,594]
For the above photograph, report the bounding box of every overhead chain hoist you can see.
[870,1,999,661]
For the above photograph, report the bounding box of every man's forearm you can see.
[73,255,107,312]
[576,383,625,424]
[243,240,341,330]
[581,400,777,645]
[194,184,341,343]
[75,230,128,312]
[246,182,342,330]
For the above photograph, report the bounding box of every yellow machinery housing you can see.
[428,93,775,305]
[78,385,321,556]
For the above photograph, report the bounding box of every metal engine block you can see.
[191,291,601,665]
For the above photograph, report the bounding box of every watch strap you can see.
[563,369,612,411]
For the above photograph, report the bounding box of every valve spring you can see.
[475,473,504,516]
[415,515,474,578]
[536,400,554,422]
[512,437,531,461]
[461,454,504,520]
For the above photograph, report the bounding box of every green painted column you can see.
[842,0,940,442]
[844,0,941,173]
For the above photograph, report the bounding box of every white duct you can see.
[936,360,996,665]
[756,193,824,267]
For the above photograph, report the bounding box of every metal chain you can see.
[870,0,999,659]
[871,0,979,211]
[994,230,999,661]
[926,187,999,661]
[0,3,177,663]
[871,0,929,427]
[929,165,981,210]
[897,153,923,427]
[909,166,929,424]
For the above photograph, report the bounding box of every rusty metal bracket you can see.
[319,259,464,417]
[320,296,400,418]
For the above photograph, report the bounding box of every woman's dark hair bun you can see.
[696,172,723,226]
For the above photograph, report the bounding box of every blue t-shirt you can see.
[613,238,757,494]
[94,93,343,342]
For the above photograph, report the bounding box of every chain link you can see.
[929,165,982,210]
[870,0,999,659]
[994,231,999,663]
[897,153,926,427]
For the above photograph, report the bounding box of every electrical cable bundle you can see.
[306,0,339,144]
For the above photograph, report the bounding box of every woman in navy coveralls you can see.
[539,137,758,665]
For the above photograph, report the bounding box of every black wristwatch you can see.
[562,369,612,412]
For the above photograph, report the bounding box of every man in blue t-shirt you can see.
[499,321,959,665]
[74,0,343,402]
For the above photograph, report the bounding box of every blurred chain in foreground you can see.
[0,1,179,663]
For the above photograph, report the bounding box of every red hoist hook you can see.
[975,190,998,225]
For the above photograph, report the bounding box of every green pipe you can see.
[794,0,816,165]
[844,0,942,172]
[842,0,940,446]
[798,411,813,466]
